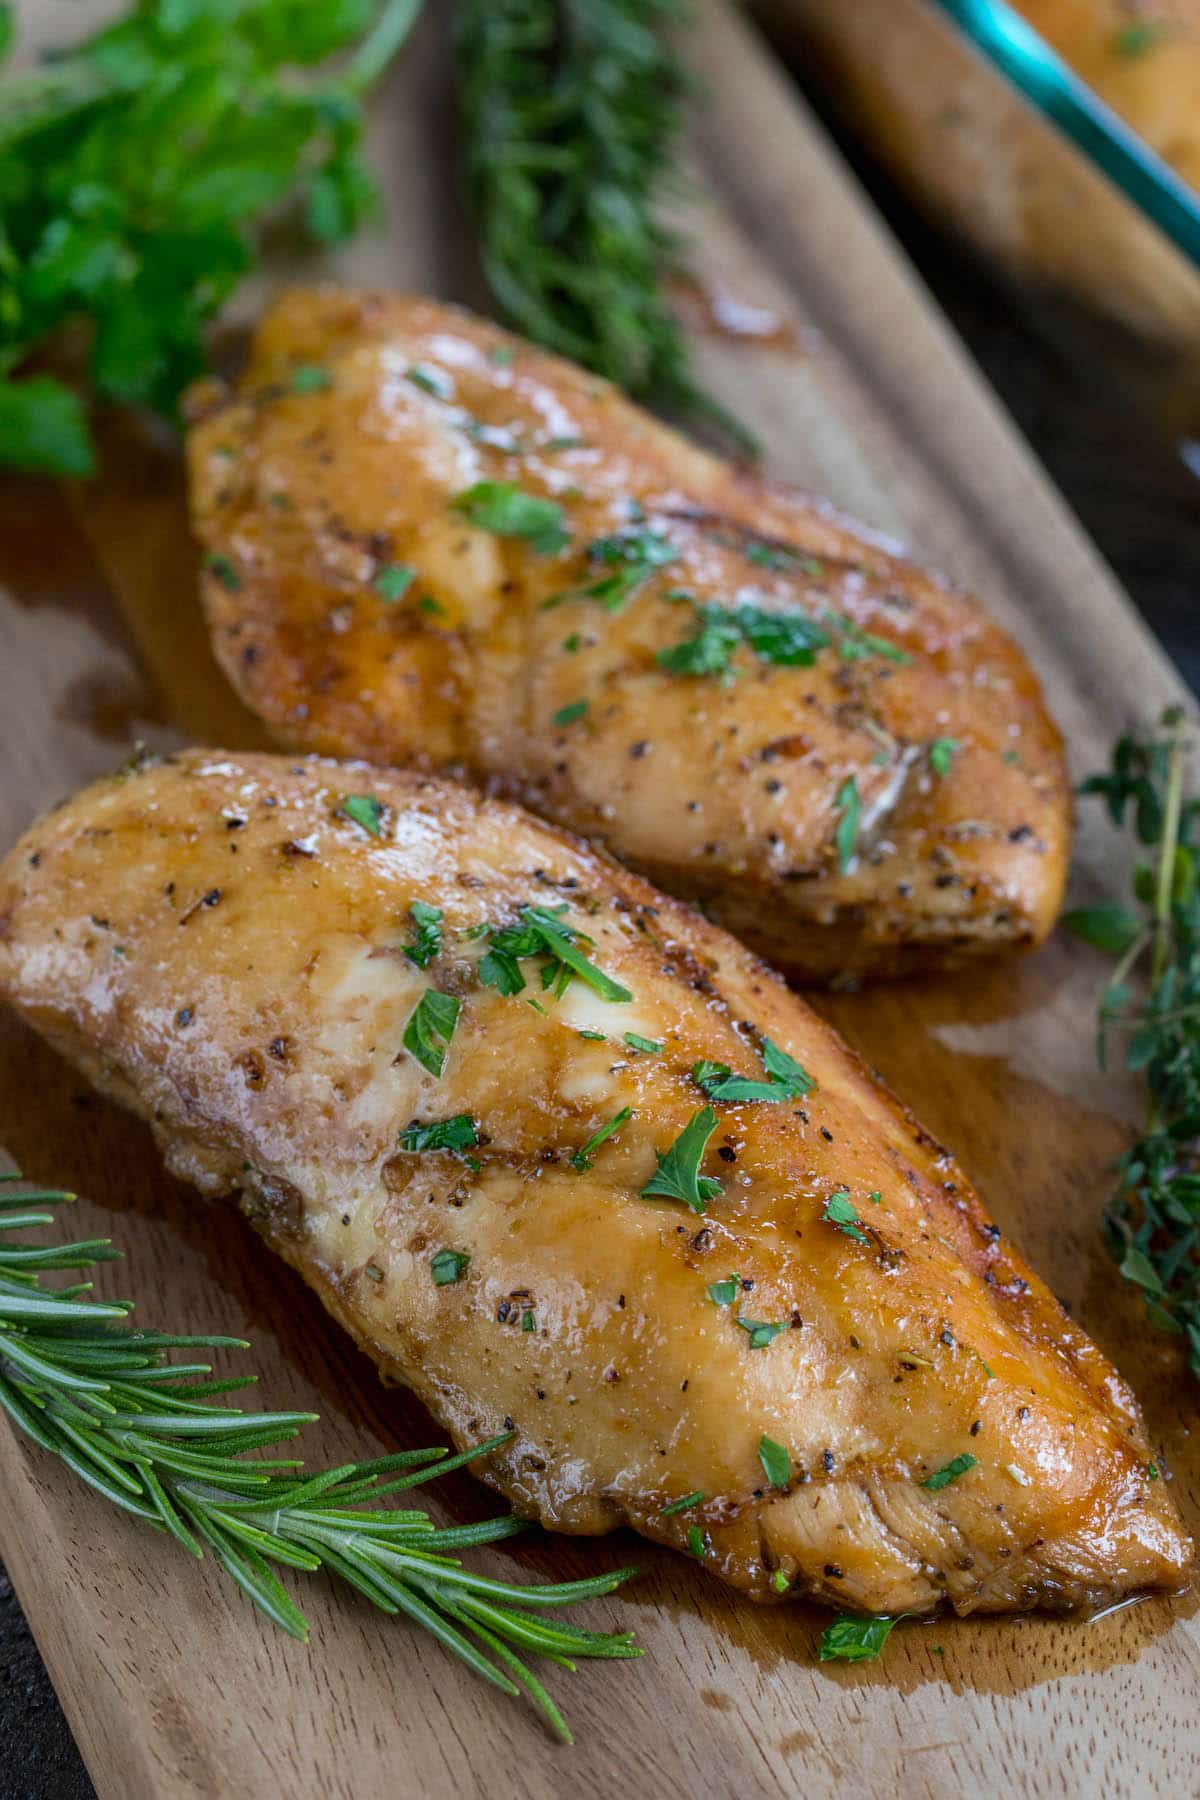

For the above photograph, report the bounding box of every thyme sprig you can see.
[1066,708,1200,1373]
[0,1174,640,1741]
[456,0,754,455]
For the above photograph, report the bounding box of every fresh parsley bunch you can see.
[0,0,420,476]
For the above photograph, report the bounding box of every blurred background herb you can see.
[0,0,748,478]
[0,0,422,475]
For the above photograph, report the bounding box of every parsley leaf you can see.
[818,1615,899,1663]
[823,1188,869,1245]
[707,1276,741,1306]
[662,1490,704,1516]
[403,901,443,969]
[694,1034,814,1104]
[479,905,632,1004]
[758,1435,791,1487]
[290,363,331,394]
[929,736,960,778]
[640,1107,722,1213]
[570,1106,632,1171]
[0,1,418,475]
[553,528,677,612]
[431,1248,470,1287]
[834,776,861,875]
[402,990,462,1078]
[0,377,93,477]
[736,605,831,667]
[376,564,416,602]
[343,793,385,838]
[451,481,569,554]
[552,699,588,727]
[656,605,742,677]
[624,1032,662,1054]
[398,1115,479,1154]
[922,1452,978,1492]
[739,1318,789,1349]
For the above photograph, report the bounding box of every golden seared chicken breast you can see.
[0,750,1185,1616]
[185,290,1070,981]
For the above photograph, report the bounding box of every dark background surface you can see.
[2,72,1197,1800]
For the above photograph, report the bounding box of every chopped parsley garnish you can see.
[686,1524,706,1558]
[707,1276,741,1306]
[834,776,860,875]
[578,1028,606,1042]
[563,632,582,653]
[205,552,241,593]
[402,990,462,1078]
[693,1035,814,1104]
[640,1107,722,1213]
[929,736,960,777]
[758,1435,791,1488]
[570,1106,633,1171]
[290,363,331,394]
[771,1569,790,1594]
[737,606,832,667]
[744,541,823,575]
[656,605,741,678]
[1113,21,1160,56]
[739,1318,788,1350]
[823,1189,869,1245]
[403,901,443,969]
[553,528,677,612]
[342,793,385,838]
[430,1248,470,1286]
[478,905,632,1004]
[451,480,569,554]
[407,363,454,398]
[398,1115,478,1155]
[818,1615,899,1663]
[624,1032,662,1054]
[662,1490,704,1516]
[552,699,589,727]
[418,595,446,617]
[521,1307,535,1331]
[922,1452,978,1492]
[658,600,908,682]
[375,564,416,602]
[836,616,910,664]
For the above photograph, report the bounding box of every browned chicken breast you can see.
[185,289,1070,981]
[0,750,1185,1616]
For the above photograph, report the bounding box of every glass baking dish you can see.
[755,0,1200,438]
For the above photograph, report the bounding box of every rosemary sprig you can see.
[1066,707,1200,1374]
[0,1174,640,1741]
[456,0,755,455]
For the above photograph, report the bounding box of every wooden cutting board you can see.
[1,4,1196,1796]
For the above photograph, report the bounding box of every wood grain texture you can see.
[0,4,1196,1797]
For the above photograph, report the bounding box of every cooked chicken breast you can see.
[185,289,1070,981]
[0,750,1184,1616]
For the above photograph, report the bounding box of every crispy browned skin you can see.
[0,750,1185,1615]
[185,289,1070,981]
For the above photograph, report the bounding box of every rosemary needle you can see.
[456,0,756,455]
[0,1175,640,1741]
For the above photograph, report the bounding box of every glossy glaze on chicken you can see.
[186,290,1070,980]
[0,751,1185,1616]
